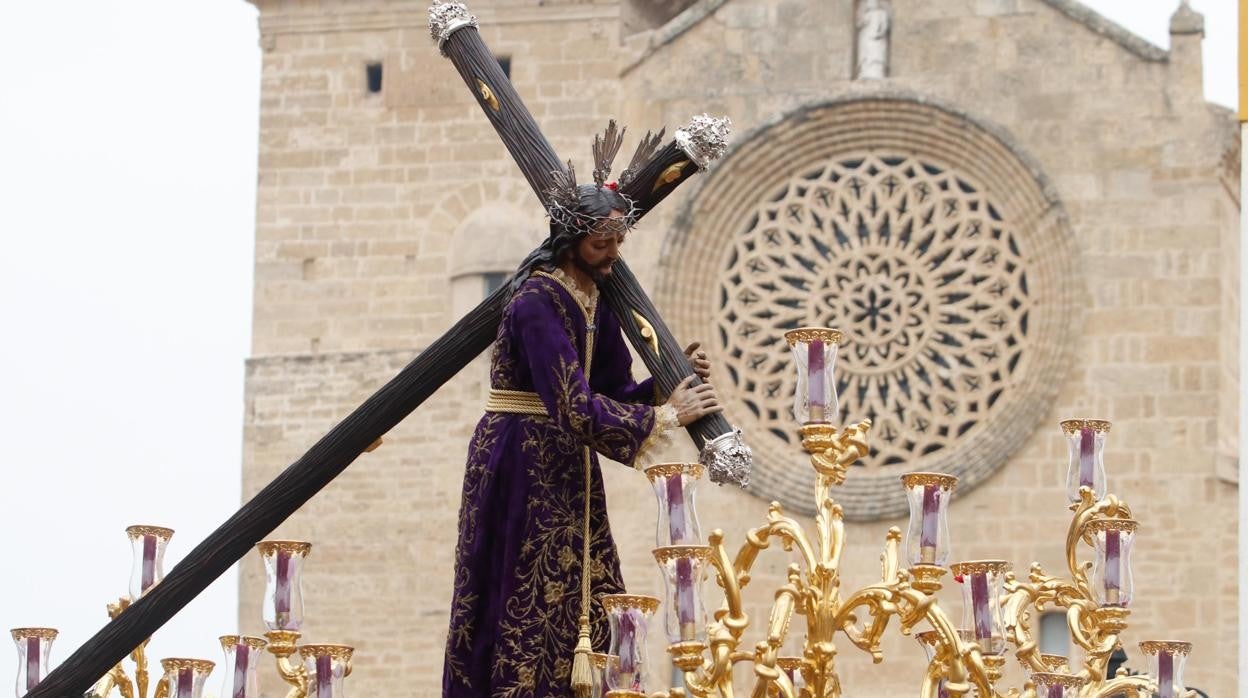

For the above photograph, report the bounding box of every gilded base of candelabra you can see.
[1090,607,1131,634]
[908,565,946,594]
[668,641,709,672]
[606,691,647,698]
[264,629,301,656]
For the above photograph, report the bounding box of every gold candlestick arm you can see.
[266,629,309,698]
[132,642,150,698]
[97,597,151,698]
[1087,674,1154,698]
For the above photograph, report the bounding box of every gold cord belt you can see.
[484,389,549,416]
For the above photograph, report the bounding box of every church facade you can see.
[239,0,1239,694]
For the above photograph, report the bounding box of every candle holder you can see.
[901,472,957,593]
[950,560,1011,657]
[645,463,704,547]
[11,628,56,695]
[783,327,842,425]
[86,525,176,698]
[1139,641,1191,698]
[1037,654,1071,673]
[260,540,312,632]
[127,525,174,599]
[1084,518,1138,609]
[653,546,711,644]
[299,644,354,698]
[258,541,312,696]
[153,658,214,698]
[1030,671,1086,698]
[1060,419,1110,502]
[218,635,267,698]
[601,594,659,695]
[588,652,610,698]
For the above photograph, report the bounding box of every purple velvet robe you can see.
[443,271,659,697]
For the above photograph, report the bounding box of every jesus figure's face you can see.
[576,209,627,277]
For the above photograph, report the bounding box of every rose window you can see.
[717,153,1031,469]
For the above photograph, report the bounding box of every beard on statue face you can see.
[571,228,625,280]
[573,249,617,279]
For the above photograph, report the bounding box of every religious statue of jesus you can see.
[442,141,722,697]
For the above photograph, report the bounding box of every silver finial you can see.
[428,1,478,53]
[675,114,732,169]
[700,428,752,487]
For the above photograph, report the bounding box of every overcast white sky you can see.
[0,0,1236,692]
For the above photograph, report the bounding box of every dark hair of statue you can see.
[509,184,632,295]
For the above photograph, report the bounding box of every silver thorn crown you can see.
[428,1,478,52]
[675,114,731,169]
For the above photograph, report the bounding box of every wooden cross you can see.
[28,3,750,693]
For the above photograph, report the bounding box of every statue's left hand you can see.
[684,341,711,382]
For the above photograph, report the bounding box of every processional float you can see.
[24,1,749,695]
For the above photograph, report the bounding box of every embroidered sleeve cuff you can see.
[633,404,680,470]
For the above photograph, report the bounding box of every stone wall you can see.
[241,0,1239,695]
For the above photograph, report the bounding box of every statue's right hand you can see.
[666,375,723,427]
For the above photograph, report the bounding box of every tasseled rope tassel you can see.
[571,447,595,698]
[570,612,594,698]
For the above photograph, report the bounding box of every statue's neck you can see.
[557,259,596,297]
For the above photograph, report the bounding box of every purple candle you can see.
[1079,427,1095,490]
[175,667,193,698]
[1047,684,1063,698]
[275,549,292,623]
[920,485,940,564]
[233,642,250,698]
[141,535,157,593]
[667,475,687,544]
[970,573,992,643]
[26,636,40,690]
[676,557,696,639]
[618,612,637,674]
[1157,650,1174,698]
[1104,529,1121,606]
[807,340,826,422]
[316,655,333,697]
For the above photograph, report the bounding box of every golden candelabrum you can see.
[13,531,354,698]
[594,328,1197,698]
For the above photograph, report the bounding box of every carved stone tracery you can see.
[719,153,1032,469]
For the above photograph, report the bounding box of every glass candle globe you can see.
[1060,419,1110,502]
[783,328,842,424]
[126,525,174,599]
[258,540,312,631]
[950,560,1011,656]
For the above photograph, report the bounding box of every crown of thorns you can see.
[545,120,665,236]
